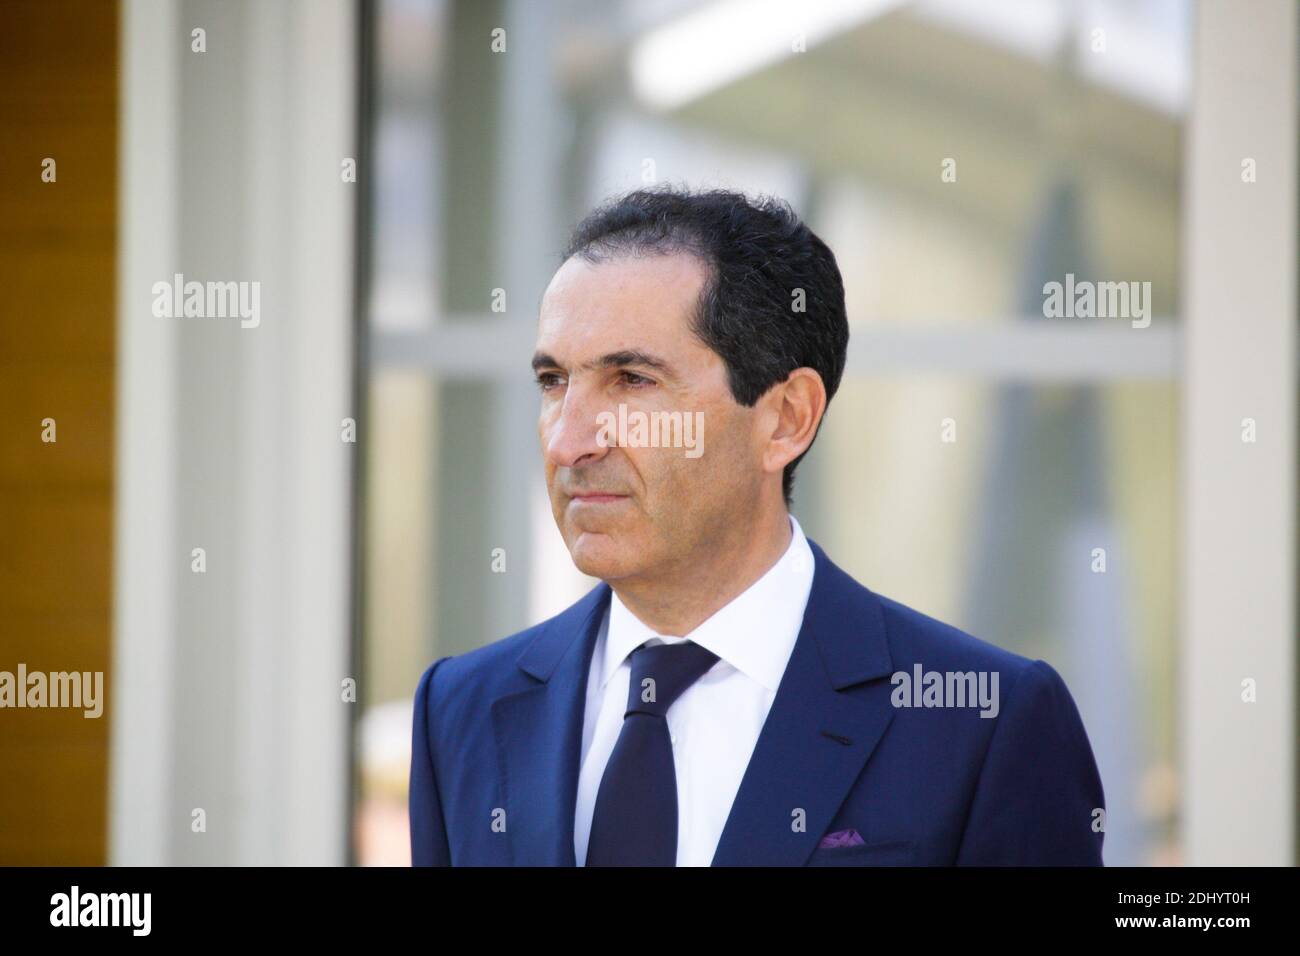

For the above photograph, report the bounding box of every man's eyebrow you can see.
[531,349,675,376]
[531,351,560,372]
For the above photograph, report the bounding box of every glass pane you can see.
[357,369,438,866]
[360,0,1191,867]
[368,0,446,332]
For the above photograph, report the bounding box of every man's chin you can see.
[567,530,639,581]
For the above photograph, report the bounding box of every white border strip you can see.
[1181,0,1297,866]
[110,0,178,866]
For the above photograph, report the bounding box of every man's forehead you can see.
[542,251,707,312]
[537,253,708,351]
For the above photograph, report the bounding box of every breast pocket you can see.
[805,839,916,867]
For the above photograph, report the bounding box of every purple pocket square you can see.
[818,828,866,849]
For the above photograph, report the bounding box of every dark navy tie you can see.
[585,639,720,866]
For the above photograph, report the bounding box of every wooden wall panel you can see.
[0,0,118,865]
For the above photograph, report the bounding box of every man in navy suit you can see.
[410,186,1105,866]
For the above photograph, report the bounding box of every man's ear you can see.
[762,368,827,477]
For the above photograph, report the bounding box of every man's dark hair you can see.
[561,184,849,508]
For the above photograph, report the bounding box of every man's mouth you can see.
[569,492,628,504]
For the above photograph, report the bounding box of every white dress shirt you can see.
[573,513,816,866]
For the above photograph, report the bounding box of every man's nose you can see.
[542,383,614,469]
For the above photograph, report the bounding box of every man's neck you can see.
[609,508,794,637]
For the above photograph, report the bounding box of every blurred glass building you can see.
[358,0,1195,866]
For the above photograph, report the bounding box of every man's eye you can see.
[621,371,654,387]
[534,372,563,390]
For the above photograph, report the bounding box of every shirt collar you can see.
[598,513,815,694]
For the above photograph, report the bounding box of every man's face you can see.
[534,252,765,584]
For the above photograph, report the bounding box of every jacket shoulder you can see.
[412,582,607,716]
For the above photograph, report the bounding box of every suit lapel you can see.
[491,583,610,866]
[711,538,896,866]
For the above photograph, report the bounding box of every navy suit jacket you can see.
[410,537,1106,866]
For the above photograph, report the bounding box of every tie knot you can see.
[625,640,720,718]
